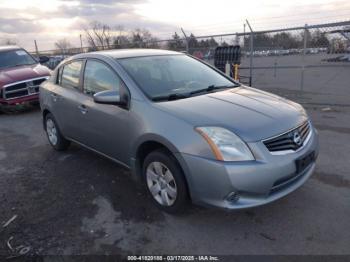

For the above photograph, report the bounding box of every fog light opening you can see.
[226,192,240,203]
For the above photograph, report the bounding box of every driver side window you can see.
[83,60,121,96]
[59,60,83,90]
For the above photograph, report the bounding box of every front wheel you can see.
[143,149,189,213]
[45,113,70,151]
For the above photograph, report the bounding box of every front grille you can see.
[3,77,47,100]
[5,83,27,92]
[6,90,29,99]
[263,121,311,153]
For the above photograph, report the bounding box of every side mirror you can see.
[93,90,125,106]
[39,56,50,64]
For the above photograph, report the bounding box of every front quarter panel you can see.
[130,99,217,159]
[128,99,219,197]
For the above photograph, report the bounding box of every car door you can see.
[75,58,132,165]
[50,59,85,140]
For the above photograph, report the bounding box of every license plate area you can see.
[295,151,315,173]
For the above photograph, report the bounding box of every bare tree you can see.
[113,25,130,48]
[82,21,160,50]
[54,38,72,55]
[114,35,130,48]
[130,28,159,48]
[115,25,124,36]
[84,21,113,50]
[1,38,17,46]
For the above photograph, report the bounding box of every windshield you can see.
[0,49,37,69]
[118,54,238,100]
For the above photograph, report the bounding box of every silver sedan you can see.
[40,49,318,213]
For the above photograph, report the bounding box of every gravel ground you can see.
[0,104,349,258]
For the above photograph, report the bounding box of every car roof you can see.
[0,45,22,52]
[86,49,183,59]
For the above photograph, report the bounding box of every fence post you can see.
[246,20,254,87]
[181,28,189,53]
[301,24,308,92]
[243,24,246,48]
[34,40,39,57]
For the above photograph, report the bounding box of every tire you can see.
[143,149,189,214]
[45,113,70,151]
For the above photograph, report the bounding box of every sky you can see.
[0,0,349,51]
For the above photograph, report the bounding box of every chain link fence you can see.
[29,20,350,106]
[185,21,350,106]
[242,21,350,106]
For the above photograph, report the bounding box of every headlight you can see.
[195,127,254,161]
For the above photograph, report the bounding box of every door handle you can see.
[78,104,88,114]
[51,93,59,102]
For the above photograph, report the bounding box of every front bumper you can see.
[176,126,319,210]
[0,94,39,106]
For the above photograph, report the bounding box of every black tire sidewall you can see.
[143,149,189,213]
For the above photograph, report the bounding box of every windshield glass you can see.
[118,55,238,100]
[0,49,37,69]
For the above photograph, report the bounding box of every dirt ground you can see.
[0,103,350,258]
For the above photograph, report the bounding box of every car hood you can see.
[155,86,308,142]
[0,64,51,87]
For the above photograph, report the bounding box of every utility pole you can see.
[80,34,83,53]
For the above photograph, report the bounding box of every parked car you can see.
[0,46,51,108]
[306,48,319,54]
[323,54,350,62]
[40,49,319,213]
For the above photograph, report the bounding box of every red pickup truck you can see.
[0,46,51,108]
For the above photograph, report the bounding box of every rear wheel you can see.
[45,113,70,151]
[143,149,189,213]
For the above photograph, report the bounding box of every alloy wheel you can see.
[46,118,58,146]
[146,161,177,206]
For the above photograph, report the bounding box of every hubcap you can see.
[146,161,177,206]
[46,119,58,145]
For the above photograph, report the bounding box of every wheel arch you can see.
[132,135,193,200]
[42,108,51,129]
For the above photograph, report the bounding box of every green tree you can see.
[310,29,330,47]
[167,32,184,51]
[130,28,157,48]
[272,32,300,49]
[188,33,199,49]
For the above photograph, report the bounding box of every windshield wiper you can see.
[152,84,236,101]
[189,84,236,95]
[152,93,189,102]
